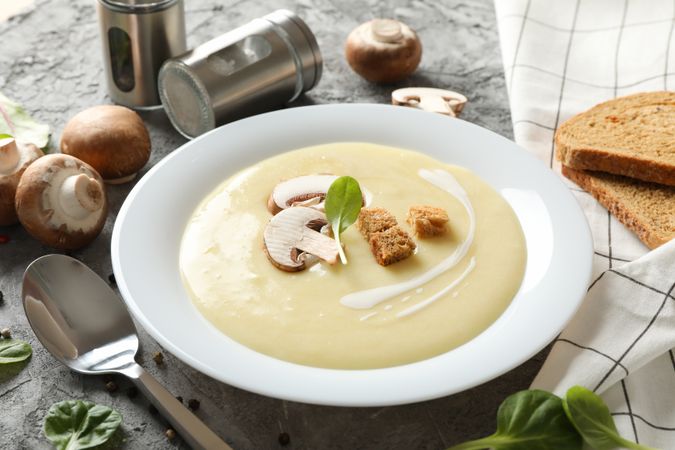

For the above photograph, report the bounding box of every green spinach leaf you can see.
[0,338,32,364]
[447,389,582,450]
[44,400,122,450]
[0,91,50,148]
[563,386,657,450]
[324,176,363,264]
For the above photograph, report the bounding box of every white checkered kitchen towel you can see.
[494,0,675,448]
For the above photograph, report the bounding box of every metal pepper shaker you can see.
[158,10,322,139]
[96,0,187,109]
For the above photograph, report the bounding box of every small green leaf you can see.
[324,176,363,264]
[44,400,122,450]
[0,338,32,364]
[563,386,657,450]
[0,91,50,148]
[447,390,582,450]
[0,133,13,139]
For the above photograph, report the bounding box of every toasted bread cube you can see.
[368,226,416,266]
[407,205,449,237]
[357,207,398,238]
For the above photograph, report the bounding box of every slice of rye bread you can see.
[556,91,675,186]
[562,165,675,249]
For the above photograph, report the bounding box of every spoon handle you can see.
[124,363,233,450]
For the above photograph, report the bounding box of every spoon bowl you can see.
[23,254,138,375]
[22,254,231,450]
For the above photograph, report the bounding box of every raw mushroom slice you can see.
[268,174,337,214]
[0,137,43,225]
[15,154,108,249]
[392,87,468,117]
[263,206,340,272]
[268,174,373,215]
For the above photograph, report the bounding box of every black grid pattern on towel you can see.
[501,1,675,439]
[550,269,675,438]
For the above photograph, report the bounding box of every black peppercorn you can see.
[176,396,183,404]
[278,432,290,446]
[104,381,118,392]
[152,351,164,365]
[187,398,200,411]
[108,273,116,285]
[126,386,138,399]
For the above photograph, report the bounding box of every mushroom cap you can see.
[60,105,151,182]
[15,154,108,250]
[0,138,43,226]
[267,174,373,215]
[345,19,422,84]
[268,174,338,214]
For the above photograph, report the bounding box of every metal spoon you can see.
[22,254,232,450]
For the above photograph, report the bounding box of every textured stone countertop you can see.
[0,1,548,448]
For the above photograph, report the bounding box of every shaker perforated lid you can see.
[158,10,323,139]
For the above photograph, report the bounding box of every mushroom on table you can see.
[0,137,43,225]
[60,105,151,184]
[15,154,108,249]
[392,87,468,117]
[345,19,422,83]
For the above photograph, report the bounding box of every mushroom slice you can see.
[15,154,107,250]
[263,206,339,272]
[267,174,337,214]
[0,137,43,225]
[392,87,468,117]
[268,174,372,215]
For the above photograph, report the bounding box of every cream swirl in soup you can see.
[179,143,526,369]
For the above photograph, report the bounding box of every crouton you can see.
[357,207,398,239]
[407,205,449,237]
[368,226,416,266]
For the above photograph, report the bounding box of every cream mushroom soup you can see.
[179,143,527,369]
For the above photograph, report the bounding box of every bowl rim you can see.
[111,103,593,406]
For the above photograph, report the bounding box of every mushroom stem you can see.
[371,19,403,43]
[59,174,104,220]
[0,138,20,174]
[418,95,453,116]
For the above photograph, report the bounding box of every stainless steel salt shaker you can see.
[158,10,322,139]
[97,0,187,108]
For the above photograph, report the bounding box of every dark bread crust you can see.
[556,91,675,186]
[562,165,674,249]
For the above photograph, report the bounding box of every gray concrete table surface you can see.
[0,0,550,448]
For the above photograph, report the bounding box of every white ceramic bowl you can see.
[112,104,592,406]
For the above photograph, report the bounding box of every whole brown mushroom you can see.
[345,19,422,84]
[60,105,151,184]
[0,137,43,225]
[15,154,108,249]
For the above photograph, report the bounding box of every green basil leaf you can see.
[447,390,582,450]
[44,400,122,450]
[0,338,32,364]
[563,386,656,450]
[0,91,50,148]
[324,176,363,264]
[0,133,13,139]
